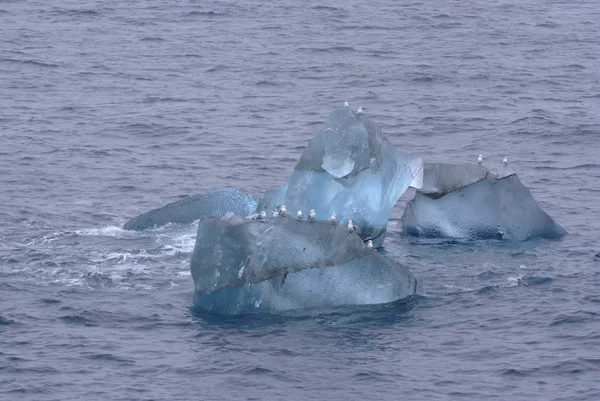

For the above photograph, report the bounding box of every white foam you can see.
[505,274,524,287]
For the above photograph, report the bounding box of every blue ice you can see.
[191,214,417,314]
[400,163,567,240]
[284,107,422,246]
[122,188,257,231]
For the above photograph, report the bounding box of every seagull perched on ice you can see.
[477,155,483,165]
[296,210,303,220]
[329,214,337,225]
[344,101,350,108]
[357,106,363,114]
[279,205,287,217]
[366,240,374,250]
[503,157,509,166]
[259,211,267,222]
[308,209,316,222]
[348,219,358,233]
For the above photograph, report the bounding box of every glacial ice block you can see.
[284,108,423,246]
[122,188,257,231]
[190,215,417,313]
[256,185,288,215]
[400,163,566,241]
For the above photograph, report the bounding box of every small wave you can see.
[0,57,59,68]
[510,116,559,125]
[205,64,227,73]
[523,276,552,286]
[0,315,16,325]
[81,271,114,285]
[550,311,598,327]
[186,10,227,17]
[505,274,525,287]
[140,37,165,42]
[312,5,343,11]
[52,9,100,16]
[307,46,355,53]
[536,21,560,28]
[352,371,398,383]
[86,353,134,364]
[142,96,188,103]
[501,368,527,377]
[40,298,61,305]
[75,225,137,238]
[411,76,435,83]
[59,315,96,327]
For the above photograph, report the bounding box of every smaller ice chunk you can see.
[190,216,416,313]
[400,163,566,241]
[122,188,257,231]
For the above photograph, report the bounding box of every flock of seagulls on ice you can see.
[251,205,374,250]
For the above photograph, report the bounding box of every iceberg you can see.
[122,188,257,231]
[284,107,422,247]
[400,163,567,240]
[191,214,417,314]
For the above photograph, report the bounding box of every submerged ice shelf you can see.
[122,188,257,231]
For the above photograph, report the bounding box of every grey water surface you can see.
[1,0,599,400]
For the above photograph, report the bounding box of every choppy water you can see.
[1,0,599,400]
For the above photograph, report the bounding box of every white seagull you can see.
[259,211,267,222]
[348,219,358,233]
[308,209,316,222]
[366,240,374,250]
[357,106,363,114]
[344,101,350,108]
[279,205,287,217]
[503,157,509,166]
[477,155,483,165]
[329,214,337,225]
[296,210,303,220]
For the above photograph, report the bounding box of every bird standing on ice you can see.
[296,210,303,220]
[348,219,358,233]
[366,240,374,250]
[503,157,509,166]
[357,107,363,114]
[279,205,287,217]
[308,209,316,222]
[329,214,337,225]
[344,101,350,108]
[477,155,483,165]
[259,211,267,222]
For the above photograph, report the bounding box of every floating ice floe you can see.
[192,215,417,314]
[400,163,566,240]
[122,188,257,231]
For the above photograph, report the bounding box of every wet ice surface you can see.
[285,107,421,246]
[191,216,416,313]
[122,188,258,230]
[401,164,567,240]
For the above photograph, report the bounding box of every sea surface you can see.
[1,0,599,400]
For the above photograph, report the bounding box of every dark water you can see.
[1,0,599,399]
